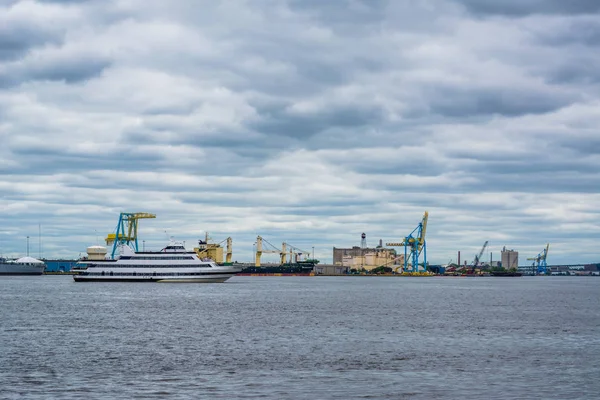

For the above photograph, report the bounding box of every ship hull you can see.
[0,263,45,275]
[490,271,523,277]
[73,274,236,283]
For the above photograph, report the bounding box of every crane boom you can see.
[473,241,489,267]
[385,211,428,273]
[419,212,428,250]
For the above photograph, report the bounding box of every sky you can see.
[1,0,599,265]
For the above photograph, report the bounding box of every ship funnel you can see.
[87,245,107,260]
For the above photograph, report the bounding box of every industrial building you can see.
[501,247,519,269]
[43,259,78,272]
[333,234,400,271]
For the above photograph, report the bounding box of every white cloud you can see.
[0,0,599,265]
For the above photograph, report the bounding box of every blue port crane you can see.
[109,212,156,258]
[386,211,428,273]
[527,243,550,275]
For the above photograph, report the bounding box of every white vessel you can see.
[0,256,46,275]
[72,243,241,283]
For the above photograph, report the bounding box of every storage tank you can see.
[87,245,108,260]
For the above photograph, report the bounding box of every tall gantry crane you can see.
[386,211,428,273]
[527,243,550,275]
[471,241,489,271]
[107,212,156,258]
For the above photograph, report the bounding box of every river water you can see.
[0,275,598,399]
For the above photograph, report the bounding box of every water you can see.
[1,276,599,399]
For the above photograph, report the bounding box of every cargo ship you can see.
[490,270,523,277]
[237,261,316,276]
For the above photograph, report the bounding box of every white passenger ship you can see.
[72,242,241,283]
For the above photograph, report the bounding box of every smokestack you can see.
[458,251,460,267]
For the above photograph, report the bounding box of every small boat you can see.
[0,256,46,275]
[72,242,241,283]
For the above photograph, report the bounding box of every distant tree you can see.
[370,266,392,275]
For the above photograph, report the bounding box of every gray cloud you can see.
[0,25,59,61]
[539,19,600,47]
[457,0,600,16]
[0,57,111,87]
[427,86,575,117]
[250,103,384,138]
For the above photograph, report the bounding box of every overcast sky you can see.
[1,0,599,265]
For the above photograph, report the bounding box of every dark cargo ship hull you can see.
[490,271,523,277]
[238,264,315,276]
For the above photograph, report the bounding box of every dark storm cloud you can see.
[36,0,93,3]
[122,123,281,164]
[538,19,600,47]
[428,85,575,118]
[457,0,600,16]
[28,58,111,84]
[0,57,112,87]
[0,25,62,61]
[559,138,600,155]
[3,150,158,176]
[547,61,600,85]
[250,103,384,138]
[287,0,388,25]
[474,159,598,176]
[480,171,600,194]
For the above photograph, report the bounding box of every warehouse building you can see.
[333,235,399,271]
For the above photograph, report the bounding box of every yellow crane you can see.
[283,242,311,264]
[194,233,232,264]
[255,236,286,267]
[106,212,156,258]
[386,211,428,273]
[226,237,232,263]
